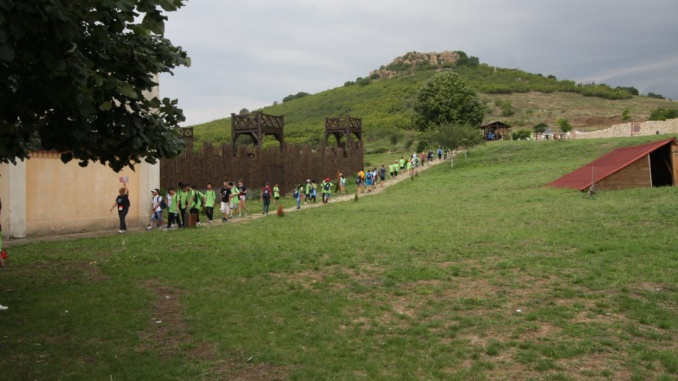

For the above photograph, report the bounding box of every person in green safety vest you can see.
[230,182,239,218]
[178,183,189,228]
[304,179,311,204]
[203,182,217,223]
[166,187,179,228]
[273,183,280,205]
[188,184,203,226]
[321,177,332,204]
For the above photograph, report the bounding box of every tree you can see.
[239,108,250,115]
[0,0,190,171]
[413,72,484,131]
[532,122,548,135]
[557,118,573,137]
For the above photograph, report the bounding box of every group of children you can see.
[354,152,435,193]
[146,181,222,229]
[292,177,335,209]
[146,179,283,229]
[145,149,447,229]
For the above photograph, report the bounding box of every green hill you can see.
[190,51,675,150]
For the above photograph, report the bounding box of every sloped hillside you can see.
[191,51,675,148]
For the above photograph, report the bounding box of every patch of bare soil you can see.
[137,279,292,380]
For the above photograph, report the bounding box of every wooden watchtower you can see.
[231,112,284,156]
[324,116,362,152]
[178,127,194,149]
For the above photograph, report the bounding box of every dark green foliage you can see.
[0,0,190,171]
[533,122,548,134]
[415,139,428,153]
[617,86,639,96]
[282,92,310,103]
[649,107,678,121]
[413,72,484,131]
[647,92,666,99]
[455,50,479,67]
[575,84,633,99]
[512,129,532,140]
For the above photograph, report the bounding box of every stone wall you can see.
[574,118,678,139]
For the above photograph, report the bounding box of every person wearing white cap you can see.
[147,188,163,230]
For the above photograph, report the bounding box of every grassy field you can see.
[2,136,677,380]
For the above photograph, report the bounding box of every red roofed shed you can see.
[548,138,678,191]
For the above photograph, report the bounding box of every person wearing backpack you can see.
[147,188,163,230]
[321,177,332,204]
[260,182,273,215]
[189,185,203,226]
[109,181,130,233]
[310,180,317,203]
[304,179,311,204]
[293,184,301,209]
[203,182,217,223]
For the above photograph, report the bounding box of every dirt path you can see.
[5,157,450,247]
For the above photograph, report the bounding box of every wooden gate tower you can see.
[324,115,362,156]
[231,111,284,155]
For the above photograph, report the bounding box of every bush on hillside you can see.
[532,122,548,134]
[649,107,678,121]
[647,92,665,99]
[512,129,531,140]
[575,84,633,100]
[282,92,310,103]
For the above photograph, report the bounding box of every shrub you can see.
[649,108,678,121]
[647,92,665,99]
[512,129,531,140]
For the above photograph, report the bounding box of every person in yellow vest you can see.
[273,183,280,205]
[230,182,239,219]
[203,182,217,223]
[187,184,203,226]
[321,177,332,204]
[165,187,180,228]
[357,169,365,193]
[178,182,189,228]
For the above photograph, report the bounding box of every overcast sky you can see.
[160,0,678,126]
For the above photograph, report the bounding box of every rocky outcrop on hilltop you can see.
[369,51,461,79]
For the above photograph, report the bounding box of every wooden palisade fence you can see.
[160,113,364,194]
